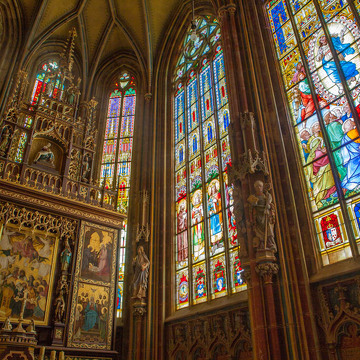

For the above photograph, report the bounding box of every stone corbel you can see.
[255,262,279,284]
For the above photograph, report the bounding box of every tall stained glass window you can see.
[30,61,62,104]
[266,0,360,264]
[101,72,136,317]
[174,16,245,310]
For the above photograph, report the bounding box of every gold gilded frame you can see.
[67,221,118,349]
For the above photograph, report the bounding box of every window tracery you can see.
[174,16,245,309]
[100,72,136,317]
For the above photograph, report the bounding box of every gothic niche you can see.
[337,322,360,359]
[30,138,62,173]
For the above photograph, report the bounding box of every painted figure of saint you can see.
[340,118,360,192]
[208,180,222,251]
[191,190,204,261]
[316,33,358,89]
[177,201,188,263]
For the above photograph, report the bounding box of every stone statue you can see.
[60,239,72,272]
[0,126,11,156]
[54,289,65,323]
[247,180,277,252]
[132,246,150,299]
[81,153,91,182]
[34,143,55,167]
[2,317,12,331]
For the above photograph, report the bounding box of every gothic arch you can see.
[0,0,23,112]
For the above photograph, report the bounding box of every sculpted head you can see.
[254,180,264,196]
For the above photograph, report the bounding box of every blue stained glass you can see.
[188,102,199,132]
[108,97,121,118]
[267,0,289,33]
[187,78,198,106]
[106,117,119,138]
[120,116,134,138]
[202,117,217,150]
[213,53,225,82]
[215,76,228,109]
[176,113,185,143]
[175,90,185,118]
[122,95,136,116]
[189,128,200,159]
[201,90,214,121]
[200,65,212,94]
[354,202,360,229]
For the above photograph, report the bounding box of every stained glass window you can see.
[174,16,245,310]
[266,0,360,264]
[30,61,62,105]
[100,73,136,317]
[14,132,27,163]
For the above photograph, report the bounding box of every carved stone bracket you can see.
[133,304,147,318]
[255,262,279,284]
[144,93,152,102]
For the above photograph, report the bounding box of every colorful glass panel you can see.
[174,16,242,308]
[267,0,360,265]
[176,270,189,309]
[210,255,227,299]
[193,263,207,304]
[14,132,27,163]
[230,249,245,293]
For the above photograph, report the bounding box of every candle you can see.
[50,350,56,360]
[59,351,65,360]
[39,347,45,360]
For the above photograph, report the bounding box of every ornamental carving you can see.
[255,263,279,283]
[166,308,251,359]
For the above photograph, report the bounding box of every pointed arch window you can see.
[100,72,136,317]
[174,16,246,310]
[266,0,360,265]
[30,60,62,105]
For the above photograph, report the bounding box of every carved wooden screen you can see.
[266,0,360,265]
[100,72,136,317]
[174,16,246,310]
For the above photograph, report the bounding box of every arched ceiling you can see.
[18,0,201,90]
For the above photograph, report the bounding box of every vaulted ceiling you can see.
[19,0,202,90]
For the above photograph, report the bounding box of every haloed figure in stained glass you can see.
[208,179,222,252]
[316,32,358,92]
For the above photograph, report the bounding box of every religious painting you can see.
[68,221,118,349]
[0,224,58,325]
[79,224,117,284]
[338,322,360,359]
[68,282,112,349]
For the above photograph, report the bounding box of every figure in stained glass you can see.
[177,199,188,263]
[316,33,358,89]
[340,119,360,192]
[290,62,315,122]
[208,179,223,251]
[195,268,206,299]
[192,190,205,260]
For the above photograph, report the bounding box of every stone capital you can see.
[255,262,279,284]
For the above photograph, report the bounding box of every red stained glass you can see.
[320,213,344,249]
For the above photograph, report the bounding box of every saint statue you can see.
[34,143,55,167]
[60,239,72,272]
[0,126,11,156]
[248,180,277,252]
[132,246,150,299]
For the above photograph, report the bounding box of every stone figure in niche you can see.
[0,126,11,156]
[248,180,277,252]
[54,289,65,323]
[60,239,72,272]
[34,143,55,167]
[81,153,91,182]
[132,246,150,299]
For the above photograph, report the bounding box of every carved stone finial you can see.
[255,262,279,284]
